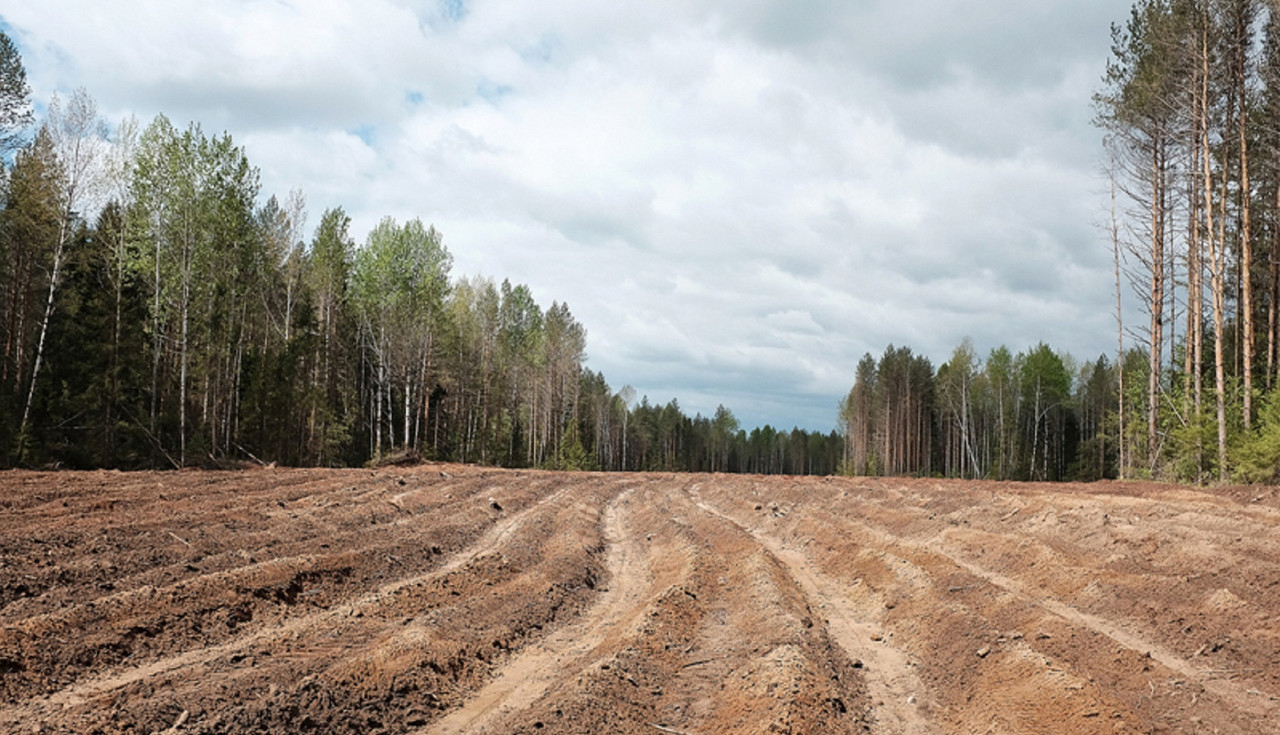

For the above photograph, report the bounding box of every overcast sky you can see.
[2,0,1133,432]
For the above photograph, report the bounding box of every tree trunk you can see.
[18,232,66,446]
[403,368,412,453]
[1148,142,1165,467]
[374,354,384,459]
[1272,189,1280,389]
[1203,25,1228,482]
[1111,150,1126,481]
[1239,43,1255,430]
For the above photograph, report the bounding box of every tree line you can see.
[0,36,843,475]
[838,340,1124,482]
[575,389,844,475]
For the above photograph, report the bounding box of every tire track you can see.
[823,501,1280,717]
[423,485,649,734]
[756,476,1280,727]
[689,491,933,735]
[927,526,1280,718]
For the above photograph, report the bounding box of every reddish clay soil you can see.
[1,466,1278,734]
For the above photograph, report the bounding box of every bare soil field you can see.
[1,465,1278,734]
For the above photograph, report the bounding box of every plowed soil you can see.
[2,466,1278,734]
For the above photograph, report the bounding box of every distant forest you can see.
[9,0,1280,482]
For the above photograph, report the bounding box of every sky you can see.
[1,0,1134,432]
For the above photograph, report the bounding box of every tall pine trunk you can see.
[1238,7,1256,429]
[1148,141,1165,466]
[1204,23,1229,481]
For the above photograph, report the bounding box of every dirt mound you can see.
[1,468,1276,733]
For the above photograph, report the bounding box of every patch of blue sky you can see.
[439,0,467,22]
[476,79,512,105]
[349,124,377,146]
[405,90,424,106]
[519,33,560,64]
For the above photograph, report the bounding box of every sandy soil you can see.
[1,465,1277,733]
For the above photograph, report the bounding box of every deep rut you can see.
[423,487,648,734]
[690,491,933,734]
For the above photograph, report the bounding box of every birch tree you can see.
[938,338,983,478]
[0,129,59,459]
[129,116,260,465]
[306,206,355,464]
[350,217,451,458]
[18,89,109,453]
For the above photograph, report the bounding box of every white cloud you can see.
[2,0,1133,430]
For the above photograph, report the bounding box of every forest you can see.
[1091,0,1280,484]
[0,34,845,474]
[8,0,1280,483]
[838,0,1280,484]
[837,340,1123,482]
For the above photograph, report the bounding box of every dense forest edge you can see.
[6,0,1280,483]
[0,34,843,474]
[842,0,1280,485]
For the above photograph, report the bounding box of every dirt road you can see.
[1,466,1277,733]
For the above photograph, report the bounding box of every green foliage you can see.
[1156,373,1250,484]
[1019,343,1076,481]
[1232,393,1280,484]
[126,115,263,464]
[838,339,1100,482]
[351,217,451,335]
[39,209,153,467]
[349,216,452,457]
[1070,431,1115,483]
[0,128,62,463]
[1067,356,1118,481]
[546,418,595,471]
[1167,407,1218,484]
